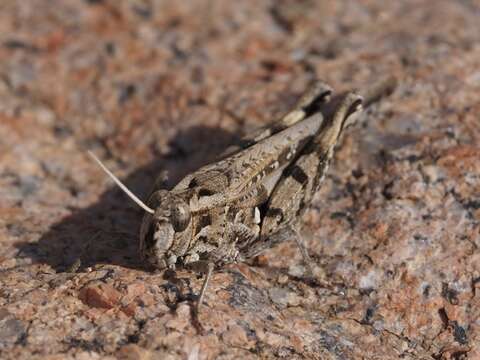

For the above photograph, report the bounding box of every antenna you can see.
[88,151,155,214]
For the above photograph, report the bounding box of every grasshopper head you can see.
[87,151,193,270]
[139,190,191,269]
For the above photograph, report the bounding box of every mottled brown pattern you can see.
[1,1,479,359]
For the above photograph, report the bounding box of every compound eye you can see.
[171,203,191,232]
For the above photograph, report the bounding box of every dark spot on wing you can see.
[265,207,284,223]
[288,165,309,185]
[198,214,212,229]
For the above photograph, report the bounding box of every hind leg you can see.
[221,81,333,157]
[258,92,363,243]
[239,92,363,282]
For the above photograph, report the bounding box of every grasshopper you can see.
[89,77,395,313]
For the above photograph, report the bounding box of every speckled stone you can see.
[1,1,479,359]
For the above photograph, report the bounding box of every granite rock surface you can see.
[0,1,479,359]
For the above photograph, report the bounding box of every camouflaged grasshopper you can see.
[89,77,396,312]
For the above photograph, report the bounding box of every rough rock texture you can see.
[1,1,479,359]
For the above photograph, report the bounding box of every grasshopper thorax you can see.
[139,190,191,269]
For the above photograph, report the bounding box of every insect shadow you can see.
[16,125,243,272]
